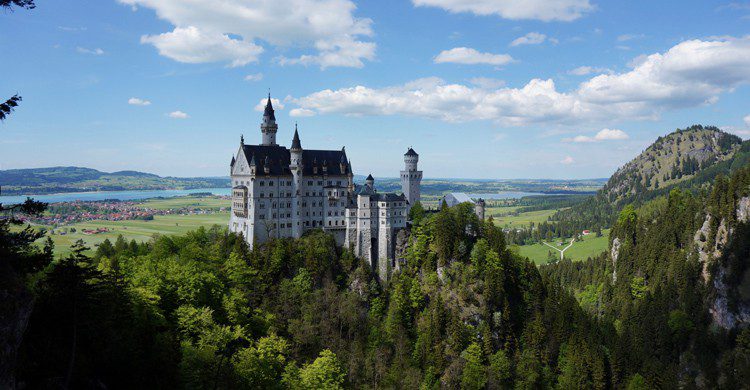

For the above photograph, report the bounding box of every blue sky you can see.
[2,0,750,179]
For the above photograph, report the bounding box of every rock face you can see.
[737,196,750,223]
[697,197,750,329]
[394,228,411,271]
[610,237,621,283]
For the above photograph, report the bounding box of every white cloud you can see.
[568,66,611,76]
[140,26,263,67]
[119,0,375,69]
[292,36,750,126]
[244,73,263,82]
[434,47,514,65]
[290,108,316,117]
[510,32,548,46]
[561,156,575,164]
[254,98,284,112]
[412,0,594,21]
[744,114,750,127]
[168,110,189,119]
[128,97,151,106]
[565,128,629,142]
[76,47,104,55]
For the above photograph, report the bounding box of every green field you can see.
[490,208,561,228]
[19,196,230,257]
[515,229,610,265]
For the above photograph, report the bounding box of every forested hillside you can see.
[551,126,750,234]
[0,166,229,195]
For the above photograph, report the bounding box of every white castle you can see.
[229,95,422,279]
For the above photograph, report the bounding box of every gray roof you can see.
[405,147,418,156]
[366,174,374,181]
[445,192,475,204]
[263,95,275,121]
[240,144,350,176]
[291,126,301,150]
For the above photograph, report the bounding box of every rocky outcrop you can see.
[610,237,621,283]
[699,197,750,329]
[394,228,411,271]
[737,196,750,223]
[693,214,729,283]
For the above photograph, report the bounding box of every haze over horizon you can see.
[2,0,750,179]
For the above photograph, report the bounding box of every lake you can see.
[0,187,232,204]
[0,188,565,205]
[466,192,567,200]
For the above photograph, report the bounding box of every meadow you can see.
[515,229,611,265]
[22,196,230,257]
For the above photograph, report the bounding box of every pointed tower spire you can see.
[260,92,278,145]
[291,123,302,150]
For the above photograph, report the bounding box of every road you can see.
[542,238,575,261]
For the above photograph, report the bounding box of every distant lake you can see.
[466,192,568,199]
[0,188,571,205]
[0,187,231,204]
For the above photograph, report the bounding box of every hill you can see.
[603,125,742,202]
[0,166,229,195]
[552,125,749,232]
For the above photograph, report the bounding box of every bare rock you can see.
[610,237,621,283]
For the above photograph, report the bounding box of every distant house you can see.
[582,230,591,235]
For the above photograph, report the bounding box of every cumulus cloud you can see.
[254,98,284,112]
[412,0,593,21]
[118,0,375,69]
[568,66,611,76]
[434,47,514,65]
[128,97,151,106]
[140,26,263,67]
[290,108,316,117]
[244,73,263,82]
[510,32,548,46]
[745,114,750,127]
[291,36,750,126]
[168,110,189,119]
[561,156,575,164]
[564,128,629,142]
[76,47,104,55]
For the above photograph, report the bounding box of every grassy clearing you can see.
[16,196,231,257]
[491,208,561,228]
[515,229,610,265]
[36,212,230,257]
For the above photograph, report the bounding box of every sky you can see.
[2,0,750,179]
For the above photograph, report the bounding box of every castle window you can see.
[269,193,273,198]
[337,181,341,186]
[259,215,265,219]
[308,181,313,186]
[260,181,265,186]
[317,181,323,185]
[270,181,274,186]
[381,221,385,225]
[328,221,332,226]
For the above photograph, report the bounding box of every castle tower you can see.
[365,174,375,190]
[260,94,278,145]
[401,147,422,211]
[475,198,486,221]
[290,124,303,238]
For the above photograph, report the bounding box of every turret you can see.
[365,174,375,190]
[404,147,418,171]
[261,93,278,145]
[475,198,486,220]
[290,124,303,168]
[401,147,423,212]
[339,150,347,175]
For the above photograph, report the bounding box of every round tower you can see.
[401,147,423,212]
[290,124,303,238]
[261,93,278,145]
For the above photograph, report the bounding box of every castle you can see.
[229,95,422,279]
